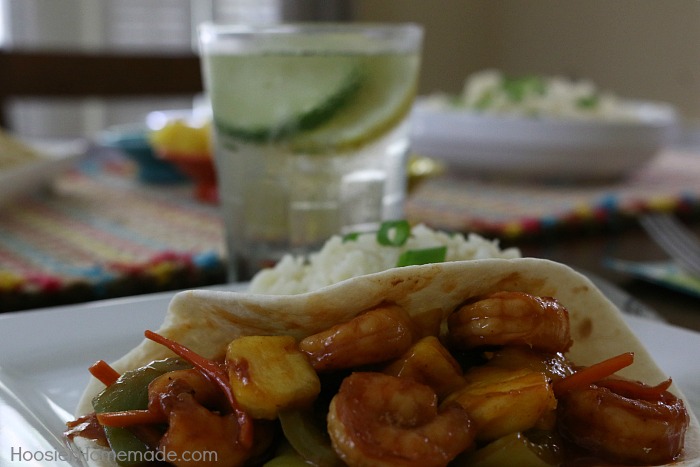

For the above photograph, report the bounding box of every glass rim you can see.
[198,21,423,41]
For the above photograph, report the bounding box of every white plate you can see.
[409,98,677,180]
[0,281,698,466]
[0,139,88,205]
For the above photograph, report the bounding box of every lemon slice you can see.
[209,55,363,143]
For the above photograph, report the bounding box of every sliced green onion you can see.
[576,94,599,109]
[377,220,411,247]
[396,246,447,267]
[502,75,546,102]
[342,232,361,243]
[473,91,495,110]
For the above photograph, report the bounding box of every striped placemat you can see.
[406,150,700,237]
[2,148,699,312]
[0,152,226,311]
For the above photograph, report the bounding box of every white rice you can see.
[249,224,521,295]
[427,69,644,122]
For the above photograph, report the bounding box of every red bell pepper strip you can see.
[89,360,121,387]
[598,377,673,401]
[554,352,634,397]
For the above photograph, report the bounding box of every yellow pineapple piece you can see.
[445,366,556,442]
[463,432,557,467]
[149,119,212,156]
[226,335,320,420]
[383,336,465,399]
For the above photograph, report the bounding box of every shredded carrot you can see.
[96,409,165,428]
[554,352,635,397]
[89,360,121,387]
[598,377,673,401]
[144,330,254,450]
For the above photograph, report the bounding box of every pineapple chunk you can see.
[462,432,557,467]
[149,119,212,156]
[383,336,465,399]
[445,367,556,442]
[226,335,320,420]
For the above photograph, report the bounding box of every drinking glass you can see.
[199,22,423,280]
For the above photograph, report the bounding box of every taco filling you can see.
[65,259,693,466]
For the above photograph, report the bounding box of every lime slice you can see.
[208,52,419,152]
[209,55,363,143]
[289,55,419,153]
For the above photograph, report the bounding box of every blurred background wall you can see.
[2,0,700,138]
[352,0,700,122]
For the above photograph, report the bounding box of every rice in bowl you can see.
[249,223,521,295]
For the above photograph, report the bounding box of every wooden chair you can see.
[0,49,203,128]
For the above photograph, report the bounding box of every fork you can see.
[639,213,700,278]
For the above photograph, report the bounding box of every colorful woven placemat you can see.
[3,148,700,312]
[405,150,700,238]
[0,151,226,312]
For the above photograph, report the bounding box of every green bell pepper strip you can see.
[278,409,343,467]
[263,453,313,467]
[91,358,191,467]
[263,441,316,467]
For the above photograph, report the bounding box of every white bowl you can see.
[409,99,678,181]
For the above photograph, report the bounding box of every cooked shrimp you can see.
[148,369,225,416]
[149,369,252,466]
[299,304,415,371]
[159,392,250,467]
[327,372,475,467]
[448,291,572,353]
[557,380,689,465]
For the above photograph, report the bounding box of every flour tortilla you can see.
[74,258,700,466]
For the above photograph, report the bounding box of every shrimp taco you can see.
[67,258,700,466]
